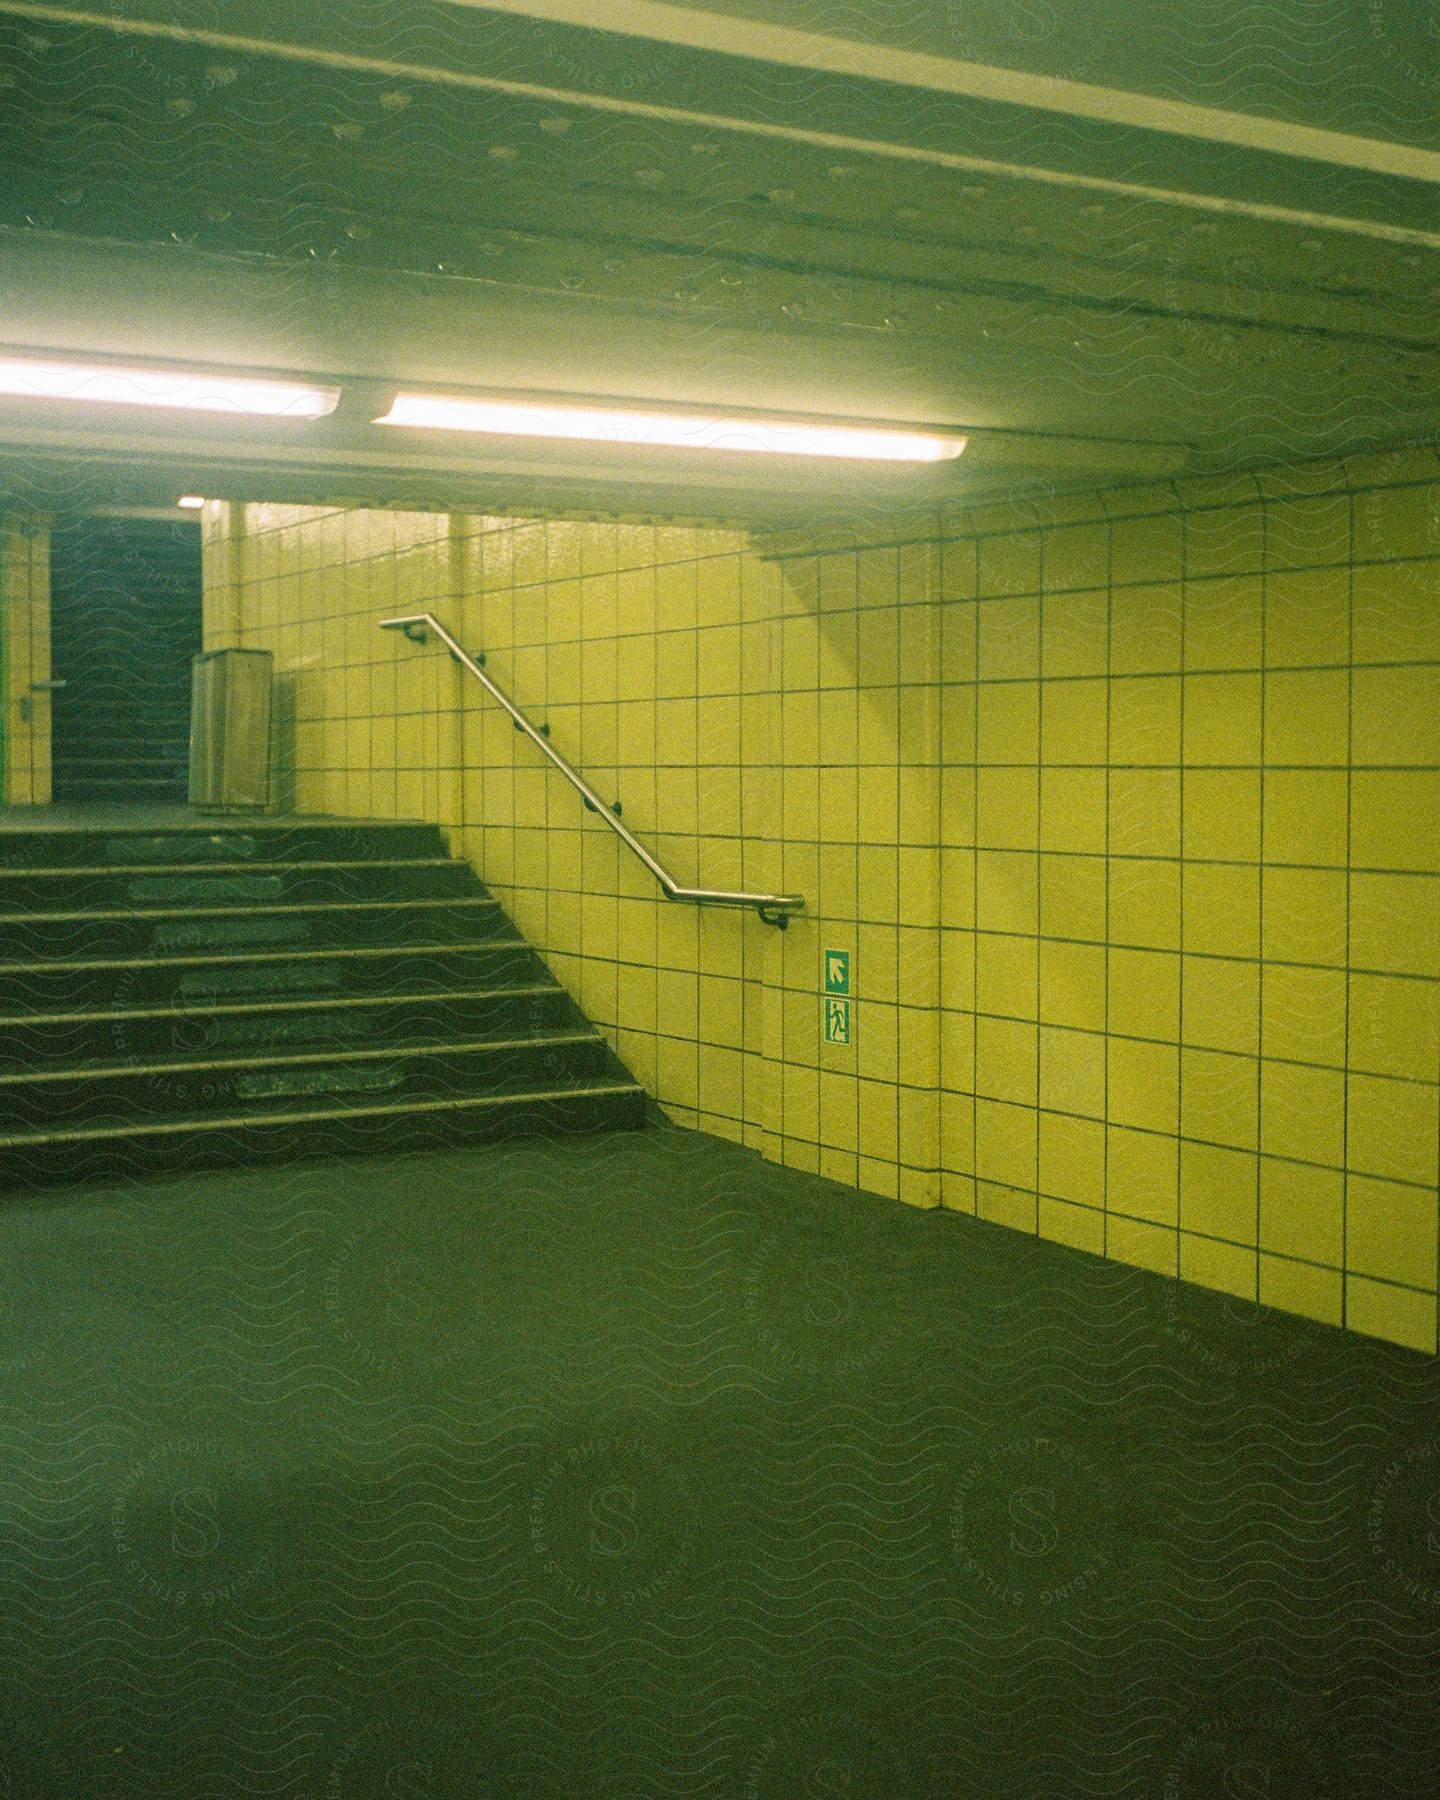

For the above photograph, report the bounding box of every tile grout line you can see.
[1254,515,1268,1310]
[1102,526,1114,1262]
[1175,522,1189,1289]
[1033,536,1044,1236]
[1342,493,1354,1339]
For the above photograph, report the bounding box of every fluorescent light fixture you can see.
[0,358,340,418]
[176,495,206,509]
[375,394,966,462]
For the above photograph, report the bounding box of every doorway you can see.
[47,513,202,806]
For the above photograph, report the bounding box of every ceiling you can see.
[0,0,1435,526]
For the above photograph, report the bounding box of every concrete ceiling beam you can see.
[1,1,1437,248]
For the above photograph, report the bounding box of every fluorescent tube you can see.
[0,358,340,418]
[376,394,966,461]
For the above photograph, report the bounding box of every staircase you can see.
[49,515,201,807]
[0,818,649,1187]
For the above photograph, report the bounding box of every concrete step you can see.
[0,983,582,1069]
[0,1076,649,1188]
[0,938,545,1012]
[55,778,188,804]
[0,820,447,869]
[0,893,511,960]
[0,1030,623,1129]
[0,856,478,912]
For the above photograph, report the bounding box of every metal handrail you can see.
[380,612,804,927]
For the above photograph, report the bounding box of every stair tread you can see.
[0,1030,602,1084]
[0,1079,646,1147]
[0,937,525,975]
[0,858,455,880]
[0,817,427,829]
[0,895,497,924]
[0,983,561,1028]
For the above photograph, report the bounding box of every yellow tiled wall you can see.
[0,512,53,806]
[204,444,1440,1355]
[934,456,1440,1356]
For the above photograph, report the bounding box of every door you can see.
[48,514,202,806]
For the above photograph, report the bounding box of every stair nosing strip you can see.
[0,896,499,924]
[0,985,561,1027]
[0,1081,645,1147]
[0,819,429,834]
[0,1030,604,1085]
[0,858,459,879]
[0,939,525,974]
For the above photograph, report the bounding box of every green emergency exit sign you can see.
[823,949,851,1043]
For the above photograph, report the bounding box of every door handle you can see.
[29,679,66,691]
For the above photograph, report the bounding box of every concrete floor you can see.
[0,1123,1435,1796]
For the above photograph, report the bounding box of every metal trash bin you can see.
[188,647,272,813]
